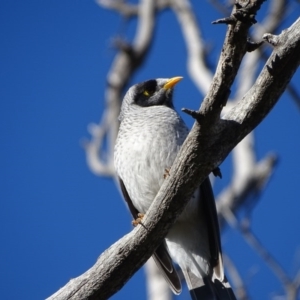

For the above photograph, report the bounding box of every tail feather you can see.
[152,243,182,295]
[189,275,236,300]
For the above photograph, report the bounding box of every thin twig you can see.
[223,254,249,300]
[239,218,300,300]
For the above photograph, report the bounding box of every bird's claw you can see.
[132,213,145,227]
[164,168,171,179]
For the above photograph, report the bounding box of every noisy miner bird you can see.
[114,77,236,300]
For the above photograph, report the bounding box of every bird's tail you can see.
[185,269,236,300]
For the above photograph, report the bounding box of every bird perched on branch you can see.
[114,77,236,300]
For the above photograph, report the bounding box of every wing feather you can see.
[199,177,224,280]
[118,177,181,294]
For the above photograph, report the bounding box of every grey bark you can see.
[47,2,300,298]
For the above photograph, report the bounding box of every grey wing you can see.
[118,177,182,294]
[190,177,237,300]
[199,177,222,270]
[118,176,139,218]
[152,242,182,295]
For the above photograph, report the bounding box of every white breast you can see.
[114,105,188,214]
[115,104,212,276]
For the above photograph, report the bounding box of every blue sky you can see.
[1,1,300,299]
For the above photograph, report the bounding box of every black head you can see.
[131,77,183,108]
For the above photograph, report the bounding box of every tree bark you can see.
[47,7,300,300]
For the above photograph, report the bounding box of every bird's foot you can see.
[132,213,145,227]
[163,168,171,179]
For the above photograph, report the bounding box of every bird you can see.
[114,77,236,300]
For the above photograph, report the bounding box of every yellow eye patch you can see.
[143,89,155,96]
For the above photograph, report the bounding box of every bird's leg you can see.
[132,213,148,231]
[164,168,171,179]
[132,213,145,227]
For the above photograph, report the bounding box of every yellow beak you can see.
[163,76,183,90]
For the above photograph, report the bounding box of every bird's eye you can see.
[143,90,153,97]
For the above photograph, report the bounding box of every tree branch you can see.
[83,0,157,177]
[145,258,172,300]
[223,254,249,300]
[47,1,300,296]
[239,218,300,300]
[170,0,213,95]
[96,0,138,17]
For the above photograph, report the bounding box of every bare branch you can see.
[199,1,267,122]
[217,150,277,228]
[47,8,300,300]
[223,254,249,300]
[82,118,115,177]
[171,0,213,94]
[84,0,157,177]
[234,0,300,114]
[224,18,300,130]
[96,0,138,17]
[234,0,287,99]
[239,219,300,300]
[216,0,287,229]
[145,259,172,300]
[216,0,290,245]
